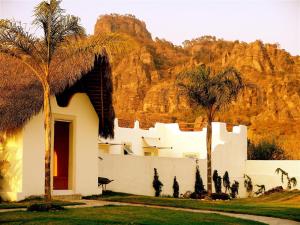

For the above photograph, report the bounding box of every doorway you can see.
[53,121,71,190]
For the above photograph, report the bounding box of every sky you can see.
[0,0,299,56]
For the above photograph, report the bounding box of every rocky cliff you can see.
[95,14,300,159]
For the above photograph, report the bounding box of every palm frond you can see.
[33,0,85,61]
[177,64,245,116]
[0,19,45,64]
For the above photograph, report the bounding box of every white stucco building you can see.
[0,55,114,201]
[99,118,247,160]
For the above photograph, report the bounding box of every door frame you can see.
[51,114,76,193]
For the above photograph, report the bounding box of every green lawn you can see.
[0,205,265,225]
[100,190,300,222]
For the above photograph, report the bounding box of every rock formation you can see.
[95,14,300,159]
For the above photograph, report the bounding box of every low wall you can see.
[245,160,300,192]
[98,153,206,196]
[99,154,300,198]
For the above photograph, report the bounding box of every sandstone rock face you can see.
[95,14,300,159]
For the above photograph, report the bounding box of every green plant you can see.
[172,176,179,198]
[230,181,239,198]
[194,165,205,195]
[248,140,286,160]
[223,171,230,193]
[275,168,297,190]
[177,65,245,194]
[152,168,163,197]
[27,203,64,212]
[213,170,222,194]
[243,174,253,197]
[211,193,230,200]
[254,184,265,196]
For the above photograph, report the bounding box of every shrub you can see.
[255,184,266,196]
[247,140,287,160]
[211,193,230,200]
[27,203,64,212]
[230,181,239,198]
[172,176,179,198]
[275,168,297,190]
[152,168,163,197]
[223,171,230,194]
[194,165,205,195]
[213,170,222,194]
[244,174,253,197]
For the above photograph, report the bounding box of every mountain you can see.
[95,14,300,159]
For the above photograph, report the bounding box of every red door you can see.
[53,121,70,190]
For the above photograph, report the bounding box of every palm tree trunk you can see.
[206,114,213,195]
[44,82,52,201]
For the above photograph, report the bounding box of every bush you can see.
[195,165,205,194]
[190,191,207,199]
[152,168,163,197]
[211,193,230,200]
[172,176,179,198]
[230,181,239,198]
[27,203,64,212]
[213,170,222,194]
[248,140,287,160]
[244,174,253,197]
[223,171,230,194]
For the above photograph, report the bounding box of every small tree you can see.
[275,168,297,190]
[230,181,239,198]
[153,168,163,197]
[173,176,179,198]
[223,171,230,193]
[244,174,253,197]
[213,170,222,194]
[195,165,205,194]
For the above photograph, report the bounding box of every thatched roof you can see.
[0,52,115,138]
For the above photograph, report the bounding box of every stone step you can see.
[52,194,82,201]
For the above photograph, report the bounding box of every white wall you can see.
[245,160,300,192]
[98,153,206,196]
[100,119,247,160]
[98,154,300,198]
[2,93,101,201]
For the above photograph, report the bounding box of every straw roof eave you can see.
[0,46,115,138]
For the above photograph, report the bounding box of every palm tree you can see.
[177,64,245,195]
[0,0,130,201]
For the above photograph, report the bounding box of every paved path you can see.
[1,199,299,225]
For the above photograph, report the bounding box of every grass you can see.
[100,190,300,222]
[0,205,265,225]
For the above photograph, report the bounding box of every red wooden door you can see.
[53,121,70,190]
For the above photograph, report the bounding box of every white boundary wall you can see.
[99,120,300,198]
[98,154,300,198]
[245,161,300,192]
[98,154,206,196]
